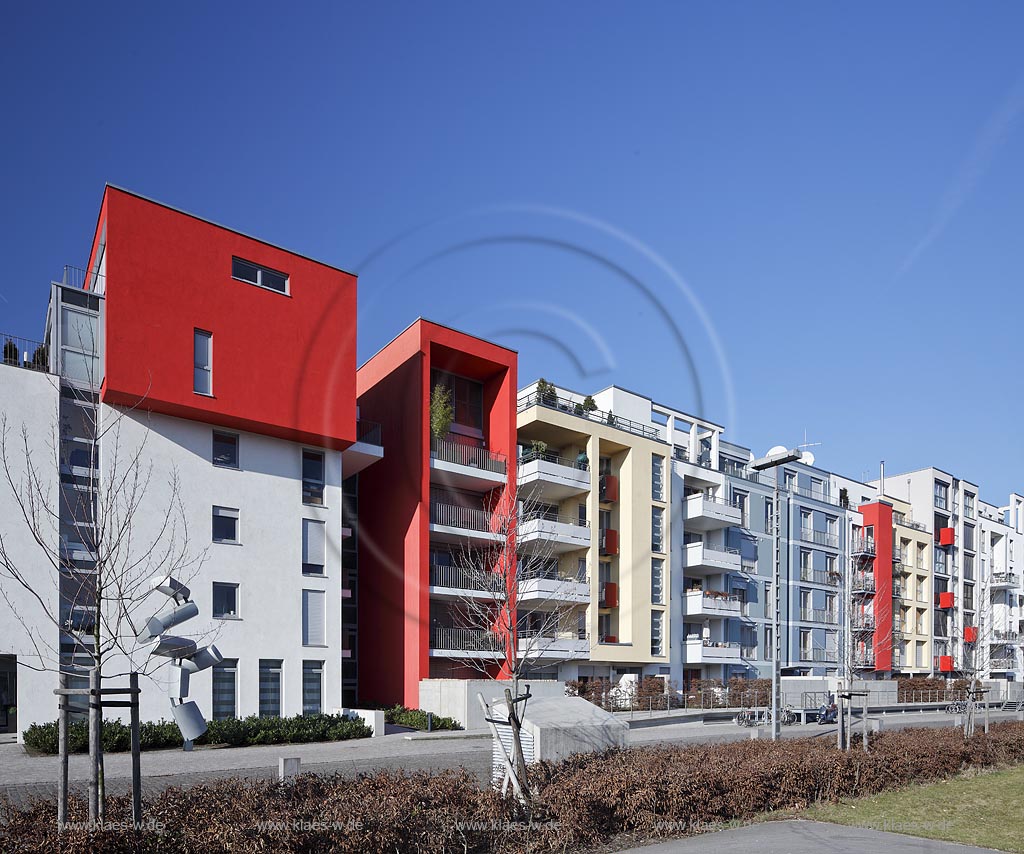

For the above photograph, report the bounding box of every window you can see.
[193,330,212,395]
[578,503,587,526]
[825,553,837,578]
[651,455,664,501]
[212,582,238,619]
[302,589,326,646]
[651,558,665,605]
[302,450,325,505]
[934,480,948,510]
[964,524,975,552]
[799,629,812,658]
[784,470,796,491]
[964,583,975,611]
[302,660,323,715]
[800,549,812,572]
[963,552,974,581]
[764,498,774,533]
[964,492,975,519]
[800,509,812,535]
[577,557,588,582]
[232,257,288,294]
[431,370,483,433]
[259,659,283,717]
[651,611,664,657]
[302,519,327,575]
[765,625,774,660]
[651,507,664,552]
[733,490,748,526]
[212,506,239,543]
[212,431,238,468]
[212,659,237,720]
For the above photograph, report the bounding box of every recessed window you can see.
[232,257,289,294]
[302,519,326,575]
[302,450,325,505]
[193,330,212,395]
[212,506,239,543]
[212,582,239,619]
[259,659,283,718]
[212,659,238,720]
[302,660,323,715]
[302,588,326,646]
[212,431,238,468]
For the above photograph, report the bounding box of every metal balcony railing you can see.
[791,485,841,507]
[852,615,876,631]
[1,334,49,374]
[356,419,383,446]
[853,652,876,667]
[430,627,504,652]
[991,572,1018,587]
[429,564,504,593]
[741,645,758,659]
[989,658,1015,670]
[994,630,1020,642]
[893,512,928,533]
[518,628,589,643]
[851,535,876,555]
[518,448,587,471]
[430,502,493,532]
[800,528,840,548]
[891,580,905,598]
[520,509,590,528]
[799,567,842,587]
[432,437,507,474]
[851,573,876,594]
[517,390,660,441]
[800,608,839,624]
[799,647,837,663]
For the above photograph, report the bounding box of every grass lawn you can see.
[801,765,1024,852]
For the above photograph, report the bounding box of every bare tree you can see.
[0,375,208,821]
[438,477,590,797]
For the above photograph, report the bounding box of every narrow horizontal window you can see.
[232,257,289,294]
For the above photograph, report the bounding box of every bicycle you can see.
[780,705,799,726]
[946,700,968,715]
[734,708,757,727]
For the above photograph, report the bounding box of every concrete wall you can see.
[419,678,567,730]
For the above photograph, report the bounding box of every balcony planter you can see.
[938,528,955,547]
[938,591,955,609]
[964,626,979,643]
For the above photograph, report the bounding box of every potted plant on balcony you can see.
[536,378,557,407]
[429,384,453,457]
[526,439,547,463]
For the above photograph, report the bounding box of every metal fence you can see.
[431,437,507,474]
[1,334,48,373]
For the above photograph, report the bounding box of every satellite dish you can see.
[767,445,788,457]
[801,451,816,467]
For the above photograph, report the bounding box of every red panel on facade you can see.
[600,528,619,556]
[95,187,357,449]
[858,502,894,671]
[601,474,619,502]
[601,581,618,608]
[938,528,956,546]
[964,626,979,643]
[938,655,954,673]
[938,591,955,609]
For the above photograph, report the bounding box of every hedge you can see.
[4,722,1024,853]
[22,713,371,755]
[384,705,462,731]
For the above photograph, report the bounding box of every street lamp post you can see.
[751,447,804,741]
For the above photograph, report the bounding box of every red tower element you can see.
[858,502,894,671]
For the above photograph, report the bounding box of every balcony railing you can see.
[800,608,839,624]
[989,658,1015,671]
[791,485,841,507]
[355,419,383,446]
[1,334,49,374]
[519,449,587,471]
[994,630,1020,642]
[741,645,758,659]
[851,535,876,555]
[800,528,840,549]
[852,615,876,631]
[517,390,660,441]
[432,437,507,474]
[991,572,1018,588]
[799,567,842,587]
[851,573,876,594]
[853,652,876,667]
[891,580,905,598]
[429,564,504,593]
[799,647,837,663]
[893,512,928,532]
[430,627,504,652]
[430,502,493,532]
[520,509,590,528]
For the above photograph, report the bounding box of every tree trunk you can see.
[504,686,531,801]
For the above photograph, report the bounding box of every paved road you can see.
[615,819,998,853]
[0,711,1014,807]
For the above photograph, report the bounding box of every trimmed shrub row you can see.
[384,705,462,731]
[4,722,1024,853]
[22,713,371,755]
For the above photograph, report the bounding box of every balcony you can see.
[517,572,591,606]
[428,502,503,545]
[852,614,876,631]
[991,572,1018,590]
[851,573,876,594]
[892,546,907,565]
[684,637,741,664]
[520,510,591,553]
[994,630,1020,643]
[518,630,589,660]
[684,589,743,618]
[853,651,876,668]
[341,419,384,476]
[517,390,660,441]
[989,657,1016,672]
[799,566,842,587]
[672,447,725,489]
[599,581,618,608]
[429,627,504,657]
[599,528,619,556]
[683,493,743,531]
[800,528,840,549]
[1,333,49,374]
[891,579,905,598]
[518,451,590,502]
[430,437,507,491]
[800,608,839,625]
[851,535,876,556]
[683,542,741,575]
[428,564,504,599]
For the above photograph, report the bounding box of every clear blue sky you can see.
[3,3,1023,501]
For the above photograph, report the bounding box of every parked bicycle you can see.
[946,700,969,716]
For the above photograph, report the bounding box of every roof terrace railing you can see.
[517,390,661,441]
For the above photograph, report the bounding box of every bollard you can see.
[750,727,761,740]
[279,757,301,781]
[426,712,433,733]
